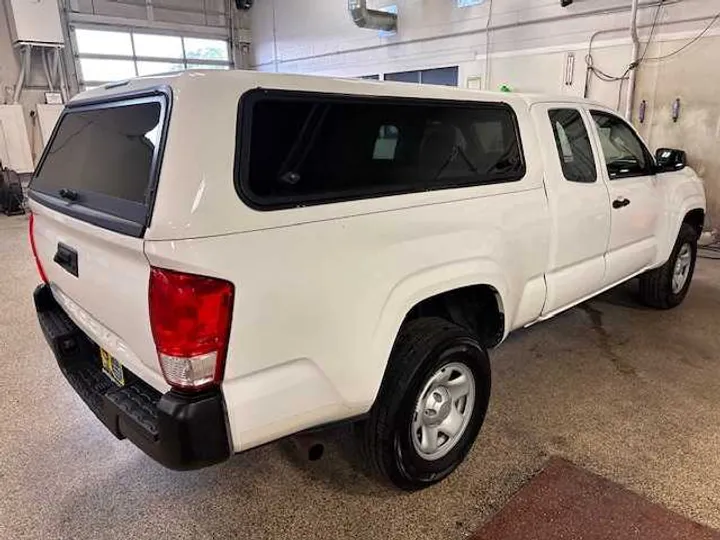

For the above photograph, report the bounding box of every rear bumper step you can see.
[33,284,231,470]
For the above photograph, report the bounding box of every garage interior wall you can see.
[250,0,720,226]
[0,0,250,165]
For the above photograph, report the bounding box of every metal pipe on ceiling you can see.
[225,0,238,68]
[12,45,31,104]
[348,0,397,32]
[271,0,279,72]
[41,49,54,92]
[625,0,641,120]
[483,0,493,90]
[55,48,69,103]
[51,47,60,86]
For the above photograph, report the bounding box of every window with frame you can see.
[548,109,597,183]
[591,111,653,179]
[30,95,168,236]
[237,90,525,209]
[384,67,459,87]
[73,28,231,88]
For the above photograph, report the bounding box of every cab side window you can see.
[239,89,526,209]
[548,109,597,183]
[591,111,653,179]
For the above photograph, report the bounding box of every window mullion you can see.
[130,31,139,76]
[181,37,188,69]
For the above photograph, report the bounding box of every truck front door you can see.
[588,110,661,286]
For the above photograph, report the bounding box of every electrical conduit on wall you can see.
[625,0,640,120]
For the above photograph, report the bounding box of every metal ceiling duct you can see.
[349,0,397,32]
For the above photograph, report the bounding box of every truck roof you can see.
[73,69,607,110]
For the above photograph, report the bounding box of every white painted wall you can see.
[250,0,720,224]
[250,0,714,80]
[635,33,720,224]
[1,2,50,151]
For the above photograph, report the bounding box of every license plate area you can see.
[100,348,125,387]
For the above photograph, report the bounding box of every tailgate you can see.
[28,90,171,391]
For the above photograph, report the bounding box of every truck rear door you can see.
[531,103,611,316]
[28,90,170,391]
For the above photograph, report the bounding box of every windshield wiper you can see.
[58,188,79,201]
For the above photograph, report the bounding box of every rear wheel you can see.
[639,223,698,309]
[359,317,491,491]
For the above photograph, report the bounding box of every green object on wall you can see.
[499,84,513,93]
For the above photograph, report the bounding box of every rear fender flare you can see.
[366,258,509,407]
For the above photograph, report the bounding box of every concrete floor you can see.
[2,212,720,540]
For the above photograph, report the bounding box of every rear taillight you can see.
[28,213,48,283]
[149,267,234,391]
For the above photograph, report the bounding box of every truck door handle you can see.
[54,243,79,277]
[613,197,630,209]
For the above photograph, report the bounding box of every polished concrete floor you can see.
[2,213,720,540]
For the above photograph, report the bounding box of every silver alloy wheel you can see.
[411,361,475,461]
[672,243,693,294]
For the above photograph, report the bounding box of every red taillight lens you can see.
[149,267,234,391]
[28,213,48,283]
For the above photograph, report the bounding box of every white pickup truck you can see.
[30,71,705,490]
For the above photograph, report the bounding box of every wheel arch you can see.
[402,284,505,348]
[366,265,509,411]
[682,208,705,239]
[656,203,706,267]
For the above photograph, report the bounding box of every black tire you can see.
[358,317,491,491]
[638,223,698,309]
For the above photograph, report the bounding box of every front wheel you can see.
[358,317,491,491]
[639,223,698,309]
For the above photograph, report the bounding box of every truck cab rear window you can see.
[237,90,525,209]
[31,94,167,236]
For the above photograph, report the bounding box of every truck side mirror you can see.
[655,148,687,173]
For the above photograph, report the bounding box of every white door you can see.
[588,110,661,286]
[532,104,611,315]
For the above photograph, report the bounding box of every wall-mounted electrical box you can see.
[5,0,64,45]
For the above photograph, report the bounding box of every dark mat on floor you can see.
[471,458,720,540]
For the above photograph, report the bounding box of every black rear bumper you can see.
[33,284,232,470]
